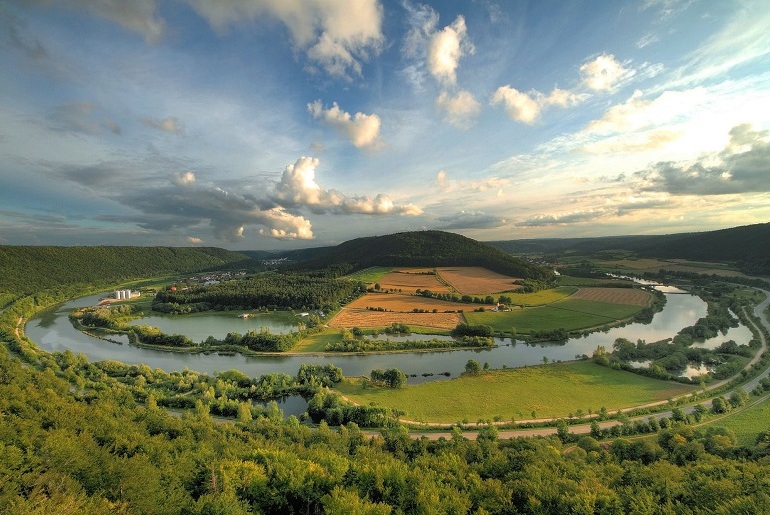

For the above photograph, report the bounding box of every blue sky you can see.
[1,0,769,250]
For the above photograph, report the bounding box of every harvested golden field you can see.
[569,287,651,306]
[329,308,464,330]
[375,269,451,293]
[346,293,494,312]
[436,266,522,295]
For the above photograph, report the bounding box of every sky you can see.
[1,0,769,250]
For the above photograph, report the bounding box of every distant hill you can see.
[291,230,553,281]
[489,223,770,275]
[0,246,254,297]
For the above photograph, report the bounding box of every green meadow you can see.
[464,298,641,334]
[335,361,695,423]
[712,395,770,446]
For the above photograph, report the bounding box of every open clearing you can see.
[344,267,392,284]
[329,308,463,330]
[336,361,696,423]
[436,266,522,295]
[569,287,651,306]
[375,269,451,293]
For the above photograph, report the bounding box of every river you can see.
[25,287,751,384]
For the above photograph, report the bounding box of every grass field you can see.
[556,276,628,287]
[464,298,642,334]
[505,286,578,306]
[344,267,393,284]
[293,329,343,352]
[569,287,651,306]
[335,361,696,423]
[711,395,770,446]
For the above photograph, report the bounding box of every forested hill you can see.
[293,230,553,281]
[0,246,253,296]
[489,222,770,275]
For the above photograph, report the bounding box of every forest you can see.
[154,273,365,312]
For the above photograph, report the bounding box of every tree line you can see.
[154,272,365,311]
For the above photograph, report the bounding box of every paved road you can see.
[404,289,770,441]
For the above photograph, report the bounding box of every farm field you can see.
[336,361,696,423]
[504,286,577,306]
[329,308,464,330]
[436,266,522,295]
[464,298,643,334]
[568,287,651,306]
[375,269,451,293]
[712,395,770,446]
[597,258,747,278]
[344,267,392,284]
[345,292,493,313]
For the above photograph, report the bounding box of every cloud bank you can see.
[634,124,770,195]
[185,0,384,78]
[274,157,422,215]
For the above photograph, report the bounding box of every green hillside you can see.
[294,230,553,281]
[490,222,770,274]
[0,246,254,298]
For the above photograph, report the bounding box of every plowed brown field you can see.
[345,293,495,312]
[376,269,451,293]
[569,287,651,306]
[329,309,464,330]
[436,267,522,295]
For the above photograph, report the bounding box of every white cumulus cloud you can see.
[491,86,582,124]
[307,100,381,148]
[274,157,422,215]
[435,90,480,129]
[580,54,635,91]
[427,15,473,86]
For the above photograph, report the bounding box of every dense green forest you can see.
[154,273,364,312]
[288,231,554,281]
[2,344,770,513]
[0,246,254,299]
[489,222,770,275]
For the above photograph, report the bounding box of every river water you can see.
[25,287,751,384]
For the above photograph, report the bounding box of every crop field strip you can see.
[436,266,523,295]
[344,292,495,312]
[568,286,651,306]
[374,269,452,293]
[329,308,464,330]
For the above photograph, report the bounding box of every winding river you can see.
[25,285,753,384]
